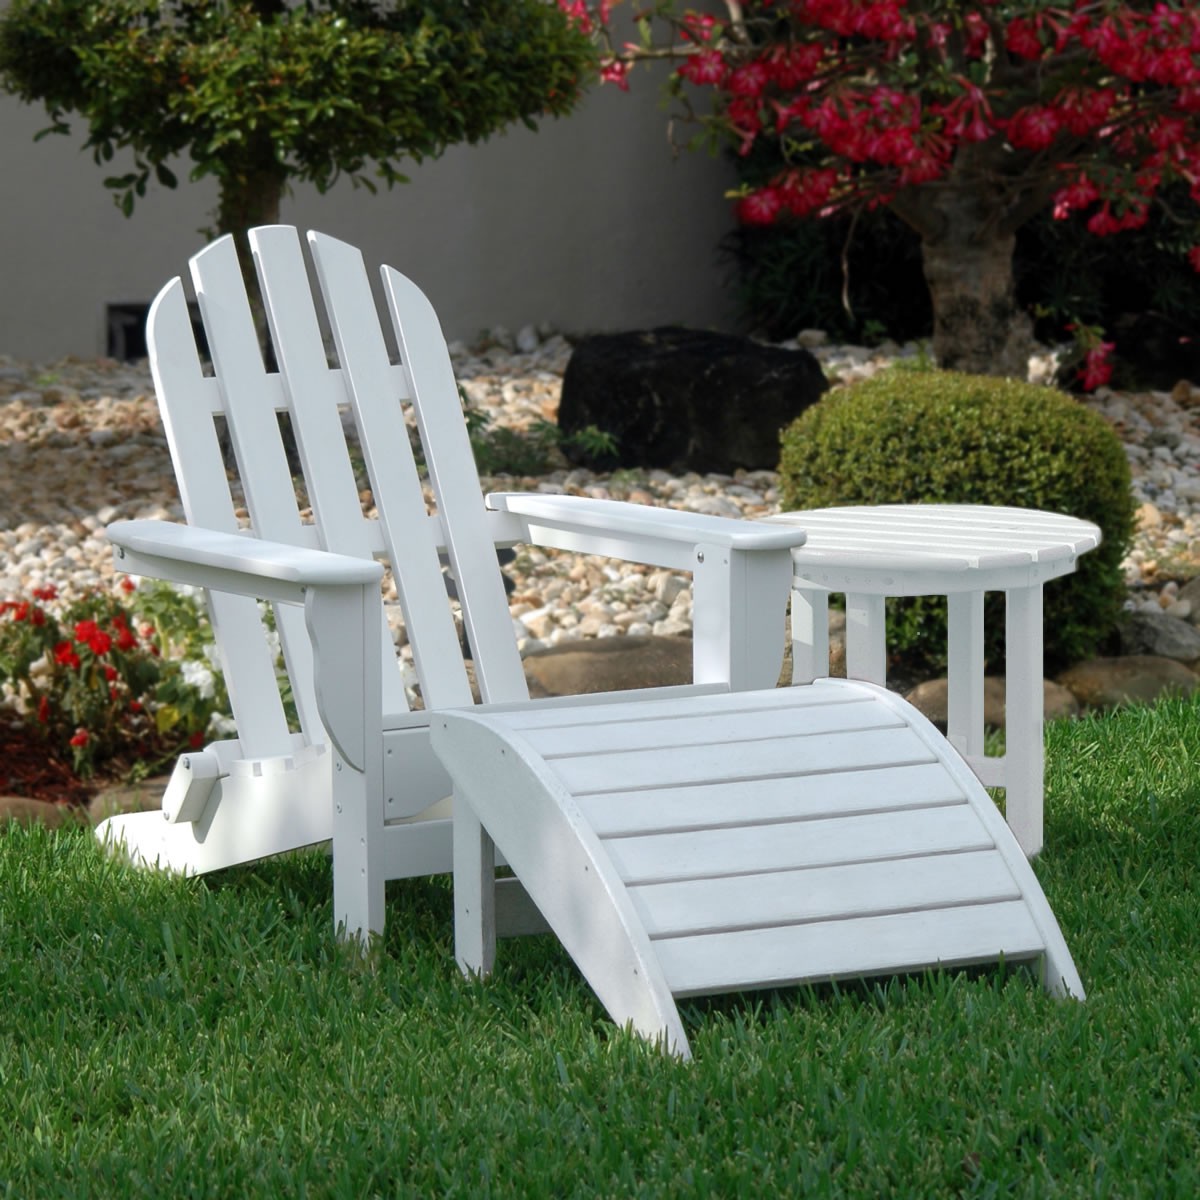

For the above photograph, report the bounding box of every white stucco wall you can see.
[0,63,739,361]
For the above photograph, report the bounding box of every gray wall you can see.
[0,69,739,362]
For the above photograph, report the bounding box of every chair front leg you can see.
[692,546,793,690]
[305,582,386,943]
[790,587,830,684]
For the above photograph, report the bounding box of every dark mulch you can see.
[0,717,97,808]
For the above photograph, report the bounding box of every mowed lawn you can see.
[2,696,1198,1198]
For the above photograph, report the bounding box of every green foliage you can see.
[779,368,1136,673]
[464,395,617,477]
[0,0,597,223]
[0,579,230,777]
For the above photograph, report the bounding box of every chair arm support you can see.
[486,494,797,691]
[107,519,382,775]
[107,519,383,604]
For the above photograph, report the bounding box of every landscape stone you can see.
[1056,655,1199,710]
[87,777,169,823]
[522,635,694,698]
[904,676,1080,731]
[1117,609,1200,661]
[557,327,828,473]
[1177,575,1200,624]
[1,795,85,829]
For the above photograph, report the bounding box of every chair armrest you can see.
[486,492,806,570]
[486,493,798,691]
[107,519,383,774]
[107,519,382,603]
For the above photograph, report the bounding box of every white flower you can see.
[180,659,216,700]
[206,712,238,737]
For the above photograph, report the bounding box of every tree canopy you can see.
[0,0,598,233]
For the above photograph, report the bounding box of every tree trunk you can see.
[215,153,286,348]
[889,143,1044,379]
[920,211,1035,379]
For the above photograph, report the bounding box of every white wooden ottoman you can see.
[768,505,1102,857]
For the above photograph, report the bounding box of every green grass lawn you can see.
[2,696,1199,1198]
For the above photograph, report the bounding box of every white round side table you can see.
[768,504,1102,858]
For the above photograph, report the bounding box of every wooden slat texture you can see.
[775,505,1100,571]
[524,698,899,758]
[630,850,1022,938]
[577,761,965,837]
[496,678,856,732]
[604,803,990,885]
[554,725,937,796]
[251,226,410,716]
[381,263,529,705]
[146,277,294,757]
[190,236,323,739]
[307,233,475,711]
[658,901,1045,997]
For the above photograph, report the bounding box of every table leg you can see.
[845,592,887,685]
[790,587,829,684]
[1005,585,1045,858]
[947,591,985,758]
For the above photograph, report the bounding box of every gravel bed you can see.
[3,329,1199,657]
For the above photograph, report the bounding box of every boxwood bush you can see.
[778,368,1135,675]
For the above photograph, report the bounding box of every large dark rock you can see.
[558,327,828,473]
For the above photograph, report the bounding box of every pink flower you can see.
[736,187,785,225]
[1080,342,1116,390]
[600,60,629,91]
[727,63,771,98]
[1053,174,1101,219]
[1005,17,1044,60]
[1006,106,1062,151]
[679,48,728,87]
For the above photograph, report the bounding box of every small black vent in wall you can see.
[106,301,206,362]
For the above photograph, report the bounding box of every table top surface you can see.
[770,504,1102,574]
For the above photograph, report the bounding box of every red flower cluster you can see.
[586,0,1200,308]
[74,619,113,657]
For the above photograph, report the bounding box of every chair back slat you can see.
[380,264,529,705]
[188,236,323,740]
[306,232,475,710]
[145,278,294,756]
[249,226,409,716]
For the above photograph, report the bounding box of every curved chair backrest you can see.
[147,225,527,762]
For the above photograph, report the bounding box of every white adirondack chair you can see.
[100,227,1083,1058]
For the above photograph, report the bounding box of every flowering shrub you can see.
[0,579,231,778]
[566,0,1200,381]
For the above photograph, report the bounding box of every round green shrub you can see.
[778,368,1135,674]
